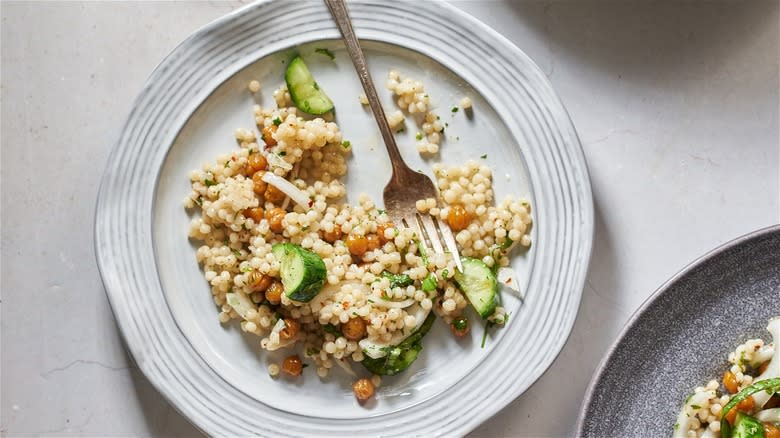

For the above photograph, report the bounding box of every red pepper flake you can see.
[308,200,314,208]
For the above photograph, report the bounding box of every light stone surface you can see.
[1,1,777,436]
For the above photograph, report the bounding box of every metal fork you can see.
[324,0,462,272]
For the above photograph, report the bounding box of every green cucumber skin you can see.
[453,257,498,318]
[272,243,326,302]
[284,56,334,115]
[731,412,765,438]
[361,312,436,376]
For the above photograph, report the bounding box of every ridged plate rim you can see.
[95,1,594,436]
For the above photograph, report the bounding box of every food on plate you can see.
[674,317,780,438]
[183,54,532,403]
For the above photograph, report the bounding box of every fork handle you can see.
[324,0,411,177]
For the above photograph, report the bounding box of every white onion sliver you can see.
[370,298,415,309]
[335,358,357,377]
[756,408,780,423]
[261,172,311,209]
[497,267,523,297]
[266,152,293,171]
[271,318,286,334]
[265,338,296,351]
[225,292,255,320]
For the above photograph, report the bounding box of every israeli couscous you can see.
[184,54,532,404]
[674,317,780,438]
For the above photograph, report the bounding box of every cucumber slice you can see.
[454,257,498,318]
[731,412,765,438]
[272,243,326,302]
[284,56,334,115]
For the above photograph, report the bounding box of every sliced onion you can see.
[266,152,293,171]
[370,298,415,309]
[756,408,780,423]
[271,317,286,334]
[753,316,780,407]
[497,267,523,298]
[225,292,255,320]
[261,172,311,209]
[335,358,357,377]
[265,338,296,351]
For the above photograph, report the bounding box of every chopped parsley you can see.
[441,268,449,279]
[376,209,385,215]
[272,117,282,126]
[451,106,459,113]
[248,148,257,155]
[302,363,310,368]
[204,178,216,187]
[240,265,253,273]
[302,225,310,231]
[278,151,287,156]
[342,140,351,149]
[397,127,405,133]
[421,273,437,292]
[193,196,203,206]
[481,321,496,348]
[314,48,335,60]
[480,154,488,159]
[690,405,701,410]
[223,161,230,168]
[232,249,241,257]
[323,323,342,337]
[415,132,423,141]
[306,347,320,356]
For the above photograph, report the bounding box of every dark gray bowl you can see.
[577,225,780,437]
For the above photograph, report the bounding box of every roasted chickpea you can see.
[376,223,392,244]
[266,208,286,234]
[264,183,286,204]
[723,370,739,394]
[247,153,268,174]
[279,318,300,340]
[261,125,277,146]
[265,280,284,304]
[252,171,267,195]
[352,378,375,402]
[282,355,302,376]
[342,317,367,341]
[366,234,381,251]
[244,207,265,223]
[766,422,780,438]
[726,396,755,425]
[321,225,343,243]
[450,316,470,337]
[345,235,368,256]
[447,204,471,231]
[247,271,272,292]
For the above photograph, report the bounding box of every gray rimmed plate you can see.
[577,225,780,437]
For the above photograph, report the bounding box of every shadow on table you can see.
[125,348,204,438]
[502,0,777,89]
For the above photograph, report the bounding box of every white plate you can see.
[95,1,593,436]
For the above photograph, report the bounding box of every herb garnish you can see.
[272,117,282,126]
[314,48,335,60]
